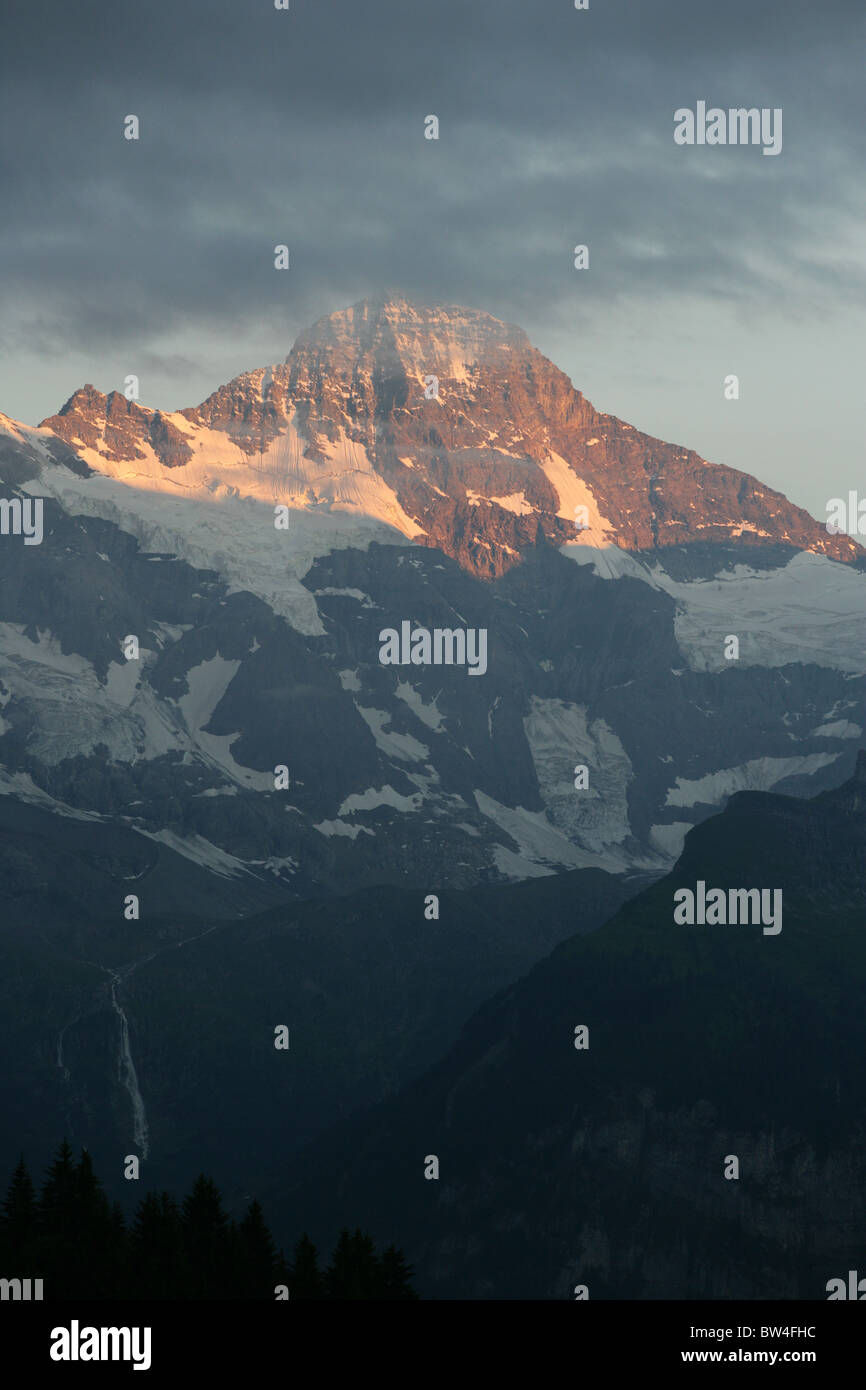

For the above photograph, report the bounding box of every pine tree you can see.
[0,1156,38,1273]
[181,1175,233,1299]
[38,1140,79,1298]
[326,1227,380,1300]
[236,1200,278,1299]
[73,1149,117,1297]
[379,1244,418,1299]
[109,1202,128,1296]
[290,1233,323,1299]
[129,1191,182,1299]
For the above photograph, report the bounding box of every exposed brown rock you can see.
[39,296,862,578]
[44,385,192,471]
[180,365,293,455]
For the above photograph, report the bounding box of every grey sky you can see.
[1,0,863,521]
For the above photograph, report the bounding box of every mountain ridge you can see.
[34,295,861,578]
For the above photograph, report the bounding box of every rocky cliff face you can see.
[283,296,861,573]
[44,386,194,470]
[38,295,861,579]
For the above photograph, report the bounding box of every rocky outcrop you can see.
[42,386,193,469]
[179,365,293,455]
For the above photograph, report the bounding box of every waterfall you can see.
[55,920,225,1163]
[108,971,150,1160]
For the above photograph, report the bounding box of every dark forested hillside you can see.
[271,753,866,1299]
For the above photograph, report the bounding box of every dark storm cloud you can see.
[1,0,864,375]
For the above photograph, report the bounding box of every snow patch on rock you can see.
[649,821,694,858]
[355,705,429,762]
[139,827,251,879]
[394,680,444,731]
[473,787,622,875]
[665,752,842,808]
[523,696,634,856]
[178,656,241,734]
[338,784,423,815]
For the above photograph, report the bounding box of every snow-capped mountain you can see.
[35,294,861,577]
[0,295,864,898]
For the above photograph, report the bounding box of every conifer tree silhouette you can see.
[181,1174,233,1299]
[37,1140,79,1297]
[379,1244,419,1300]
[0,1155,38,1273]
[326,1227,380,1300]
[109,1200,127,1290]
[1,1145,418,1300]
[129,1191,183,1299]
[236,1199,279,1299]
[73,1150,118,1297]
[290,1233,324,1300]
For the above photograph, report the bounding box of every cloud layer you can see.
[1,0,864,518]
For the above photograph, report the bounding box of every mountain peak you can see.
[289,294,531,372]
[30,295,863,579]
[56,383,107,417]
